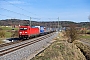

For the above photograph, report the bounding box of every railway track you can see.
[0,32,54,56]
[0,41,22,47]
[0,36,39,47]
[0,32,52,48]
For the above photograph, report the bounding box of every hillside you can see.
[0,19,90,28]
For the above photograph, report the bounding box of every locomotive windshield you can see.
[20,28,28,30]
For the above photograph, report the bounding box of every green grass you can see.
[5,31,12,38]
[80,35,90,39]
[0,26,19,38]
[0,27,12,30]
[0,30,11,44]
[0,26,19,44]
[79,34,90,44]
[0,26,18,30]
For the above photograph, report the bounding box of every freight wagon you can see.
[32,26,53,35]
[32,26,45,35]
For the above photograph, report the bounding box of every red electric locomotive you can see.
[19,25,39,39]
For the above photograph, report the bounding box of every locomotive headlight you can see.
[20,32,22,33]
[24,28,27,29]
[25,32,27,33]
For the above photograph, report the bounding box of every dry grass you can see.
[76,34,90,60]
[54,31,68,41]
[0,38,5,44]
[11,30,19,38]
[31,32,86,60]
[73,40,90,60]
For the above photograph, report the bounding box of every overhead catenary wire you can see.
[3,0,38,16]
[0,14,14,18]
[2,0,58,20]
[0,0,59,21]
[0,14,26,20]
[0,7,30,18]
[0,8,42,20]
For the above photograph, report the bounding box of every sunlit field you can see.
[0,26,19,44]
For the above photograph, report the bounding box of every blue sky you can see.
[0,0,90,22]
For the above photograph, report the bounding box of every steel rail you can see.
[0,33,54,56]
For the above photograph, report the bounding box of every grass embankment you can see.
[74,34,90,60]
[31,32,86,60]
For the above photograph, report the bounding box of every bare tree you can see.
[65,24,78,43]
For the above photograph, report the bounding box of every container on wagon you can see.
[32,26,45,34]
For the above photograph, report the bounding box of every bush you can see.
[11,30,19,37]
[0,30,5,38]
[65,24,78,43]
[0,28,3,30]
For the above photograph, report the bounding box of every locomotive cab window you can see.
[20,28,28,30]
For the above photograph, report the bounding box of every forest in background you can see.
[0,19,90,28]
